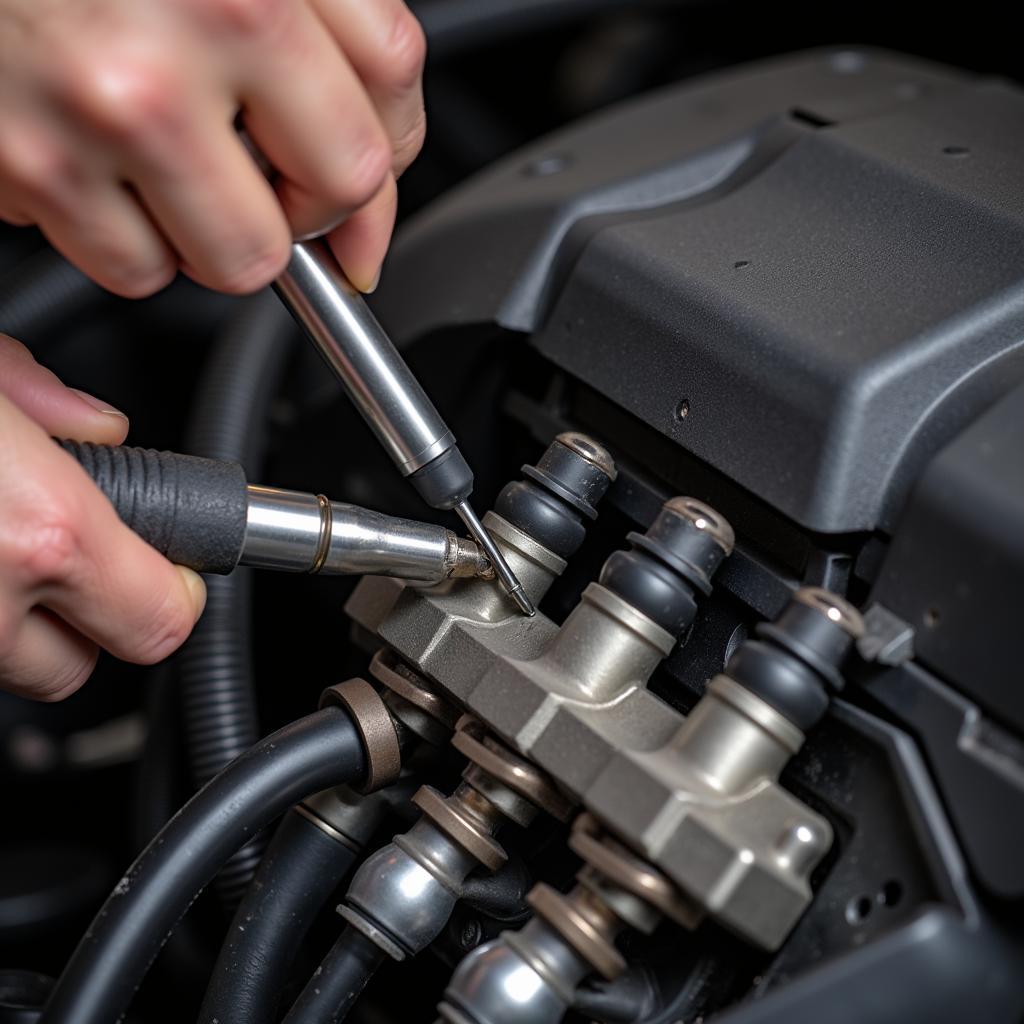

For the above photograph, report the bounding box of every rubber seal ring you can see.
[320,678,401,794]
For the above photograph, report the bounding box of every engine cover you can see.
[374,48,1024,534]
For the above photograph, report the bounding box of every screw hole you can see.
[924,607,940,628]
[879,880,903,907]
[942,145,970,157]
[846,895,873,925]
[675,399,690,422]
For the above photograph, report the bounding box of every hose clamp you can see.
[320,678,402,794]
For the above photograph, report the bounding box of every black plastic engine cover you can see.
[374,49,1024,534]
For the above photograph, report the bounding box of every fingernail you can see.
[176,566,208,623]
[70,388,128,420]
[361,267,382,295]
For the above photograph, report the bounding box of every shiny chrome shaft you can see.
[243,486,489,583]
[275,242,454,476]
[274,240,532,613]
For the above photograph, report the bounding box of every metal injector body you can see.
[439,588,865,1024]
[341,492,733,969]
[274,240,533,616]
[337,434,619,963]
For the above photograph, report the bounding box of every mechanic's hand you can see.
[0,0,426,297]
[0,336,206,701]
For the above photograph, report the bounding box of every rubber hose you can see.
[177,290,296,905]
[40,706,367,1024]
[0,247,107,349]
[198,810,361,1024]
[281,928,386,1024]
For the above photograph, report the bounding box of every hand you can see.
[0,0,426,296]
[0,336,206,701]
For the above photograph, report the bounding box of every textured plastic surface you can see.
[60,441,247,575]
[373,49,1024,533]
[872,381,1024,735]
[860,660,1024,901]
[714,907,1022,1024]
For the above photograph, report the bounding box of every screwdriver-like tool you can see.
[273,240,535,616]
[60,440,492,584]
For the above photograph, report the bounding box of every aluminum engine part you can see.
[349,490,851,949]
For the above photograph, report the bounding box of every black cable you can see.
[0,247,108,349]
[281,928,386,1024]
[177,290,296,906]
[40,706,367,1024]
[198,809,361,1024]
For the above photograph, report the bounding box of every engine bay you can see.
[1,16,1022,1024]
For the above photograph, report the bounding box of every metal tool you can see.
[60,440,491,584]
[274,240,535,616]
[243,485,489,582]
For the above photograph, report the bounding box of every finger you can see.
[128,119,293,293]
[0,413,207,665]
[0,606,99,703]
[313,0,427,177]
[39,525,208,666]
[239,7,392,240]
[0,120,177,299]
[0,335,129,444]
[0,206,32,227]
[32,181,178,300]
[327,174,397,293]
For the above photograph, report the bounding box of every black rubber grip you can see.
[58,441,248,575]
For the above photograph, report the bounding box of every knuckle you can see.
[381,8,427,91]
[391,107,426,173]
[332,137,391,209]
[68,56,183,144]
[16,517,80,586]
[1,139,76,203]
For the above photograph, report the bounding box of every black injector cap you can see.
[727,587,865,731]
[600,498,735,636]
[494,433,617,559]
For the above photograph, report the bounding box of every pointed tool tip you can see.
[511,588,536,617]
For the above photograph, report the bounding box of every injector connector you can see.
[340,718,570,962]
[438,816,695,1024]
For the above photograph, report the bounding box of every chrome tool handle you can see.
[275,241,455,477]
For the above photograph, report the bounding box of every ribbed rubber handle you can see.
[59,441,248,574]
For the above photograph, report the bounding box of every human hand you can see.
[0,336,206,701]
[0,0,426,296]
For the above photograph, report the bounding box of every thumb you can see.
[0,334,129,444]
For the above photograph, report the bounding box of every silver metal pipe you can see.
[243,485,488,583]
[275,242,455,477]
